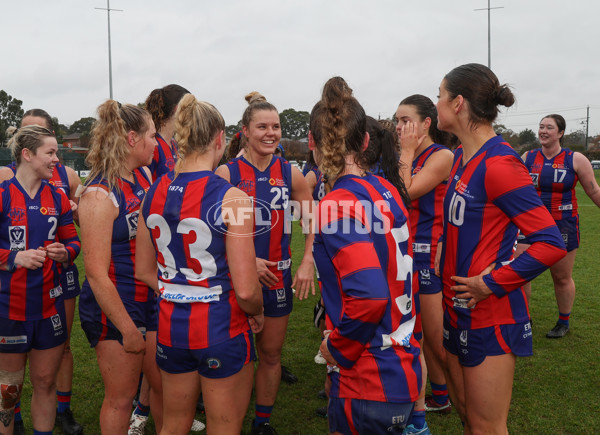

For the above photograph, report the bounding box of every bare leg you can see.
[254,315,289,422]
[159,370,201,435]
[28,345,64,432]
[95,340,144,434]
[56,298,75,398]
[143,331,163,432]
[464,353,515,435]
[0,353,27,434]
[550,249,577,317]
[420,292,449,405]
[202,363,254,435]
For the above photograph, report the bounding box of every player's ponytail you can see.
[85,100,151,191]
[174,94,225,172]
[310,76,367,181]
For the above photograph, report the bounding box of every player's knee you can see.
[0,369,25,411]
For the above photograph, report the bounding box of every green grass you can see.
[18,176,600,434]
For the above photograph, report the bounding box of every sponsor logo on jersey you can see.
[413,243,431,254]
[49,285,63,299]
[257,177,268,182]
[269,178,285,187]
[207,358,221,369]
[452,296,474,309]
[0,335,27,345]
[40,207,58,216]
[29,205,39,210]
[277,259,291,270]
[558,204,573,211]
[51,314,62,331]
[276,288,286,303]
[9,226,26,251]
[8,207,26,222]
[552,163,565,169]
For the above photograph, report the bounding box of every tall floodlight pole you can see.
[585,105,590,151]
[475,0,504,69]
[95,1,123,99]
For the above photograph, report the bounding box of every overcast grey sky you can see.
[2,0,598,138]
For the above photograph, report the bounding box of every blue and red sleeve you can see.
[483,156,566,296]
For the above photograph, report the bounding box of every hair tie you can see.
[235,131,242,140]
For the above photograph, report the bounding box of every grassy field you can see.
[17,178,600,434]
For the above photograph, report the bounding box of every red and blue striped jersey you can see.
[308,166,325,202]
[142,171,250,349]
[410,144,448,270]
[523,148,578,220]
[226,155,293,291]
[48,163,72,197]
[148,133,178,182]
[441,136,566,330]
[314,174,421,403]
[7,162,71,198]
[81,169,153,303]
[0,179,80,320]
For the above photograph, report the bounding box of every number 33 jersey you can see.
[142,171,250,349]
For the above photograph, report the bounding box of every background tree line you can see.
[2,89,599,163]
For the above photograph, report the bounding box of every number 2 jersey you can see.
[142,171,251,349]
[523,148,578,221]
[410,144,448,270]
[313,174,421,403]
[0,178,80,320]
[226,155,293,291]
[441,135,567,330]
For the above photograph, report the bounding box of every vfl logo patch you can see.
[207,358,221,369]
[276,288,286,303]
[562,233,568,244]
[9,226,26,251]
[66,271,75,286]
[459,330,468,347]
[51,314,62,331]
[420,269,431,280]
[126,211,139,240]
[443,328,449,340]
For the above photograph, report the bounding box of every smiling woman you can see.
[0,125,80,434]
[215,91,315,435]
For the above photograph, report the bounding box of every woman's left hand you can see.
[45,242,69,264]
[292,260,315,300]
[319,331,339,366]
[451,263,496,308]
